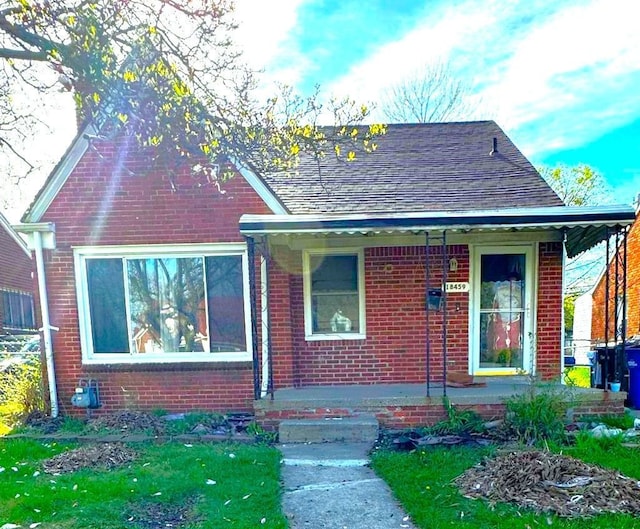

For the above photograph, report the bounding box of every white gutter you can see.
[260,255,270,397]
[33,231,59,418]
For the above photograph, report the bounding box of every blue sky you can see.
[234,0,640,204]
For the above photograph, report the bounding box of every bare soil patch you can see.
[125,498,199,529]
[456,450,640,517]
[42,443,137,474]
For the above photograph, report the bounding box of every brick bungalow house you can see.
[0,210,35,336]
[17,121,635,426]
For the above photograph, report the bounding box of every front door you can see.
[471,246,535,375]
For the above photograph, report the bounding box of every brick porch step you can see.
[278,414,379,443]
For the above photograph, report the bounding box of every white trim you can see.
[74,243,253,365]
[469,244,536,375]
[229,156,288,215]
[24,125,95,223]
[0,211,30,257]
[302,248,366,341]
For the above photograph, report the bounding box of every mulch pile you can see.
[88,411,167,435]
[42,443,137,474]
[125,498,198,529]
[456,450,640,517]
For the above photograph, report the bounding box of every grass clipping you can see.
[42,443,136,474]
[455,450,640,518]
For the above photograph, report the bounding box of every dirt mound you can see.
[42,443,136,474]
[456,450,640,518]
[88,411,166,435]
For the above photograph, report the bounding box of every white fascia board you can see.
[23,124,96,223]
[228,156,288,215]
[0,211,30,257]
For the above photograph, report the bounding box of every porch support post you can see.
[442,230,448,397]
[425,232,431,397]
[245,235,261,400]
[603,229,611,391]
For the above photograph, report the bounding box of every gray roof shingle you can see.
[261,121,564,214]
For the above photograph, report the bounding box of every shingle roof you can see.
[261,121,564,214]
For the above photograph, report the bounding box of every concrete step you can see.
[278,415,379,443]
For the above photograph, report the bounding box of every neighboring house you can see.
[592,204,640,343]
[0,210,35,336]
[17,121,635,424]
[573,285,595,364]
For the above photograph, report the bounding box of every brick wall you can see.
[0,224,33,334]
[592,221,639,341]
[268,241,563,387]
[536,242,564,379]
[39,138,272,415]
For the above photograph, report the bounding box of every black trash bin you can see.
[626,348,640,409]
[594,345,628,391]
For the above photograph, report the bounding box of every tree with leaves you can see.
[381,61,474,123]
[0,0,385,189]
[539,164,611,207]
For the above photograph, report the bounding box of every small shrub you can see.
[503,383,570,445]
[0,358,45,432]
[428,397,485,435]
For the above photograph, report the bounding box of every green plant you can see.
[563,365,591,387]
[246,422,278,444]
[0,358,45,434]
[428,397,485,435]
[503,383,570,445]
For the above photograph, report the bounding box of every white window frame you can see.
[74,243,253,364]
[302,248,366,341]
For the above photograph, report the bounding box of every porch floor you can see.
[257,379,621,408]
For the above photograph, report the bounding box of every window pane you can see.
[311,255,358,292]
[128,257,205,353]
[310,254,359,334]
[86,259,129,353]
[480,312,523,369]
[205,256,246,352]
[312,293,359,333]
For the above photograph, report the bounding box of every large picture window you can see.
[1,290,35,330]
[75,245,251,363]
[303,249,365,340]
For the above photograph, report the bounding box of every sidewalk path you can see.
[280,442,417,529]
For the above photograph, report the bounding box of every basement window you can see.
[75,244,251,364]
[1,290,36,330]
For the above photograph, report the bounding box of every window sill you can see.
[82,352,252,365]
[304,333,366,342]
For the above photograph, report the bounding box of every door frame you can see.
[469,243,538,375]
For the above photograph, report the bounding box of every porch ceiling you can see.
[240,205,636,258]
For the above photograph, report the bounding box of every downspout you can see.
[33,231,59,417]
[260,254,270,397]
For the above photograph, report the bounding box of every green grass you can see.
[371,441,640,529]
[0,439,287,528]
[564,365,591,387]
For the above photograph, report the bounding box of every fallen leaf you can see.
[206,479,216,485]
[72,484,78,491]
[152,492,162,496]
[184,444,193,448]
[143,462,150,467]
[260,518,266,524]
[11,467,18,472]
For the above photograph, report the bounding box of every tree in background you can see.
[0,0,384,193]
[539,164,610,207]
[381,61,475,123]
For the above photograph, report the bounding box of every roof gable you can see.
[0,210,30,258]
[262,121,564,214]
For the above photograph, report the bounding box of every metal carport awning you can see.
[239,205,636,258]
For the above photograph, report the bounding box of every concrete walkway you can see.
[280,442,417,529]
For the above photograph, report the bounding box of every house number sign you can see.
[445,282,470,292]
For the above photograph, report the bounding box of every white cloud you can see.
[317,0,639,158]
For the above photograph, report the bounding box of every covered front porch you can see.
[253,380,627,430]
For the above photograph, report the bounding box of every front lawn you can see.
[0,439,287,528]
[371,440,640,529]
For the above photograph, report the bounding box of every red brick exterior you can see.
[268,241,564,389]
[39,139,271,415]
[0,221,33,334]
[592,220,639,341]
[36,137,566,417]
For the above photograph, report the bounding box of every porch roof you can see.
[239,204,636,258]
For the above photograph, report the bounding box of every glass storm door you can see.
[473,247,533,374]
